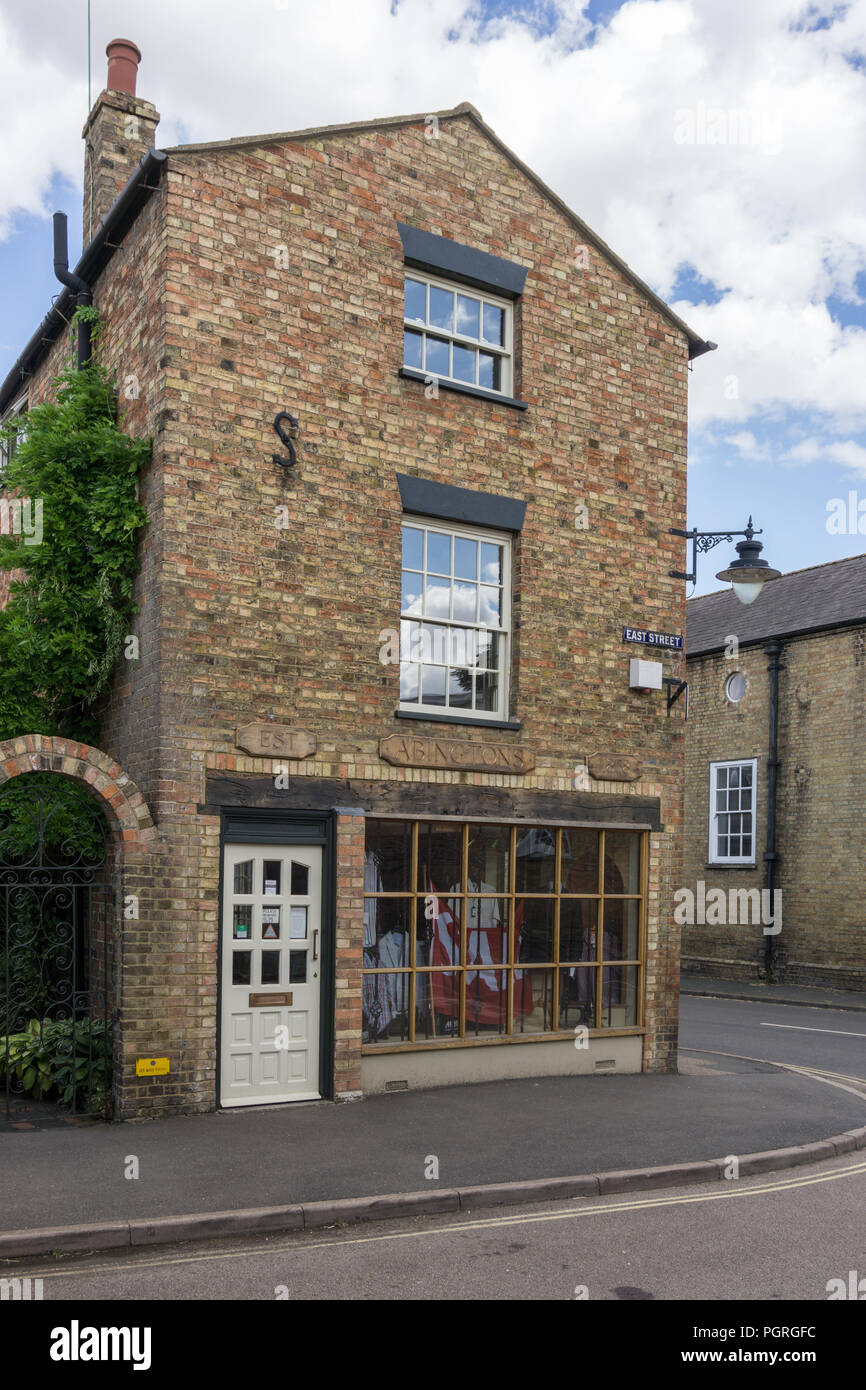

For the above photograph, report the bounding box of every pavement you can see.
[2,977,865,1260]
[680,972,866,1012]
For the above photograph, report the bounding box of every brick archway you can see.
[0,735,155,847]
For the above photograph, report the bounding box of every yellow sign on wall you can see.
[136,1057,170,1077]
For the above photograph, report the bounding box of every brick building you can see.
[682,553,866,991]
[0,41,713,1117]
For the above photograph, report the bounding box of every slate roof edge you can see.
[687,613,866,658]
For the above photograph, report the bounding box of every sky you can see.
[1,0,865,596]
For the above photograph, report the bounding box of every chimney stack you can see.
[82,39,160,244]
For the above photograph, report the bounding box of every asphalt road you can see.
[679,993,866,1082]
[8,1150,866,1302]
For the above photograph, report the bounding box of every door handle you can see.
[312,929,319,962]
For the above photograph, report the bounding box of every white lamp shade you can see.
[731,579,764,605]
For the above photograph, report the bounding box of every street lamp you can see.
[669,517,781,606]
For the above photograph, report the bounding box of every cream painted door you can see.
[220,844,322,1106]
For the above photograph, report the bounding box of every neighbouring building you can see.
[0,40,713,1118]
[682,553,866,991]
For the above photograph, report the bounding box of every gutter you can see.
[0,148,167,414]
[763,641,783,978]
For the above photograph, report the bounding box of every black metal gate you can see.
[0,778,113,1120]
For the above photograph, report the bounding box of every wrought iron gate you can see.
[0,778,113,1119]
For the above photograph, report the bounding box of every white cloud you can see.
[1,0,865,443]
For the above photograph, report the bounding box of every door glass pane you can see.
[261,951,280,985]
[262,906,280,940]
[232,951,252,985]
[233,860,253,895]
[289,950,307,983]
[290,906,308,938]
[290,862,309,896]
[232,904,252,940]
[263,860,281,896]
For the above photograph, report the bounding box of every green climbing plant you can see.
[0,309,149,744]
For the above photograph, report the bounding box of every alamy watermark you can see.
[674,881,781,935]
[0,495,43,545]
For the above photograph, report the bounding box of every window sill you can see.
[705,862,758,870]
[398,367,529,411]
[395,708,522,731]
[362,1026,645,1055]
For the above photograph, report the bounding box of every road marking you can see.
[16,1158,866,1283]
[760,1022,866,1038]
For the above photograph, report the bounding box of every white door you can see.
[220,844,322,1106]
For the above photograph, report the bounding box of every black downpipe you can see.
[53,212,92,368]
[763,640,783,976]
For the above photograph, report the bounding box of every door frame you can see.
[217,808,337,1104]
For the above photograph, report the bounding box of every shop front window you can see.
[362,820,645,1047]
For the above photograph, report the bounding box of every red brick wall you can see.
[7,110,693,1111]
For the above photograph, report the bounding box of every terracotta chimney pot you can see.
[105,39,142,96]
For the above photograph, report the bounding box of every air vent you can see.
[385,1079,409,1091]
[595,1058,616,1071]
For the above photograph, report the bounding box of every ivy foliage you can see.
[0,313,149,743]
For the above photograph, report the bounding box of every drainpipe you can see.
[53,212,92,368]
[763,640,783,976]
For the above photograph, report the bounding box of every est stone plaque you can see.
[235,723,316,759]
[380,734,534,776]
[587,753,641,783]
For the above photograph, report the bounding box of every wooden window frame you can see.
[400,515,511,724]
[708,758,758,865]
[403,272,514,397]
[362,820,647,1053]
